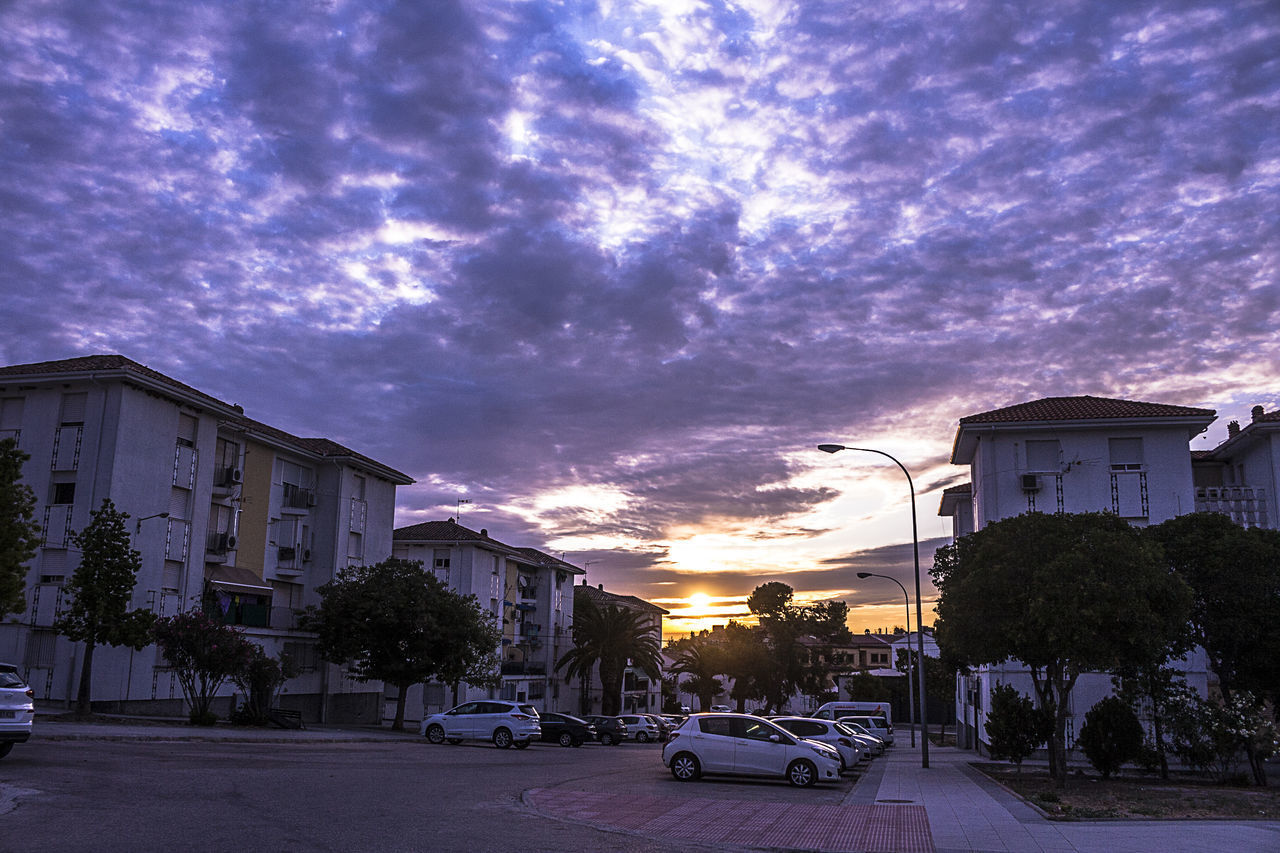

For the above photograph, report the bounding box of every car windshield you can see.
[833,722,857,736]
[0,670,26,688]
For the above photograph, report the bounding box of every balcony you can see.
[500,661,547,676]
[281,483,315,510]
[1196,486,1270,528]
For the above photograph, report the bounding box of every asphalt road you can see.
[0,737,857,853]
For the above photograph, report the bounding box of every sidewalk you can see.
[31,703,417,744]
[853,743,1280,853]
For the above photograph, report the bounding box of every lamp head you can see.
[817,444,845,454]
[856,572,872,579]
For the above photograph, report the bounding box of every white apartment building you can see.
[938,395,1223,752]
[392,520,584,722]
[0,355,411,722]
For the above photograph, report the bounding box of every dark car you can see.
[583,714,628,745]
[538,712,595,747]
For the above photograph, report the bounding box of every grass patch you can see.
[974,763,1280,821]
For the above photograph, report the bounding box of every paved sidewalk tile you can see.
[527,788,935,852]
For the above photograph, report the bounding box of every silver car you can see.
[663,712,842,787]
[420,700,541,749]
[0,664,34,759]
[771,716,869,773]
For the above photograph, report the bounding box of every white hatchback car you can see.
[421,700,541,749]
[0,663,34,759]
[838,715,895,746]
[771,717,869,772]
[663,713,841,787]
[616,714,661,743]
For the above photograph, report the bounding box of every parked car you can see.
[0,664,34,759]
[420,700,541,749]
[838,714,895,746]
[837,719,886,754]
[537,712,595,747]
[662,712,842,788]
[709,704,732,712]
[771,717,868,773]
[644,714,673,741]
[583,715,628,745]
[616,713,661,743]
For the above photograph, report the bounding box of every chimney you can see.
[598,583,604,590]
[480,528,488,537]
[1228,420,1240,438]
[1252,405,1265,422]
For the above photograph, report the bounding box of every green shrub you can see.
[985,682,1052,770]
[1078,696,1144,778]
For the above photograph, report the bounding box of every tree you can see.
[230,645,298,726]
[54,499,156,718]
[1078,696,1144,779]
[667,636,726,711]
[1148,512,1280,785]
[153,609,255,724]
[432,592,503,707]
[985,682,1052,772]
[1112,664,1192,780]
[932,511,1192,787]
[308,557,475,730]
[556,596,662,716]
[746,582,852,712]
[0,437,40,619]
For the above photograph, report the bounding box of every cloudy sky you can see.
[3,1,1277,635]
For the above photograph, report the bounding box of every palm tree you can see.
[668,637,726,711]
[557,597,662,716]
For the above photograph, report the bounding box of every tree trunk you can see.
[391,682,408,731]
[75,640,96,719]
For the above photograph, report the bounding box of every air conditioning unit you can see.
[1021,473,1042,492]
[228,467,243,484]
[225,534,238,550]
[306,492,317,507]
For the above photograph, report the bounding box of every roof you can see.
[937,482,971,517]
[0,354,412,485]
[393,519,500,544]
[959,395,1216,424]
[575,582,670,615]
[952,395,1216,464]
[0,354,238,414]
[512,547,586,575]
[1206,406,1280,459]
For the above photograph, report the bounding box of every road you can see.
[0,737,856,853]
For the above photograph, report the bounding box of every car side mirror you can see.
[769,734,780,743]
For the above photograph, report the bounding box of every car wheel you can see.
[670,752,701,781]
[600,733,614,746]
[637,731,650,743]
[558,732,574,747]
[447,738,463,745]
[513,740,530,750]
[0,743,12,759]
[425,724,446,745]
[493,728,514,749]
[787,759,817,788]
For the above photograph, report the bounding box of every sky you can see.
[2,1,1278,637]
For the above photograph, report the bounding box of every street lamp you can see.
[856,571,916,748]
[819,443,929,768]
[134,511,169,533]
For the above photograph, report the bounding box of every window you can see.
[1025,440,1061,472]
[0,396,23,443]
[59,393,87,425]
[433,549,451,570]
[352,474,366,500]
[1109,438,1144,471]
[698,716,733,736]
[51,482,75,504]
[176,413,198,448]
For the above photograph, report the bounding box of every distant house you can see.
[0,354,413,723]
[573,581,668,716]
[935,395,1280,754]
[391,520,584,719]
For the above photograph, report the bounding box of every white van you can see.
[812,701,891,725]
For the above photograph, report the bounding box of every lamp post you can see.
[819,443,929,768]
[134,511,169,534]
[856,571,916,748]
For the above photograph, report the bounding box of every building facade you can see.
[938,395,1225,752]
[0,355,411,722]
[391,520,584,722]
[573,581,667,716]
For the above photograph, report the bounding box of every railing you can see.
[1196,486,1270,528]
[281,483,315,509]
[500,661,547,676]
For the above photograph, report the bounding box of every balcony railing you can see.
[1196,486,1270,528]
[281,483,315,509]
[500,661,547,676]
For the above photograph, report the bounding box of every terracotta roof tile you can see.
[960,395,1215,424]
[0,354,234,411]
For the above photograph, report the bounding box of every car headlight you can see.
[811,744,838,760]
